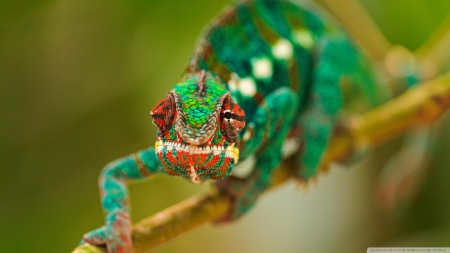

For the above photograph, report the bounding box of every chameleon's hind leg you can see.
[81,148,162,253]
[375,126,432,215]
[215,87,298,222]
[295,38,350,181]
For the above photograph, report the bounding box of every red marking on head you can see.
[150,93,177,137]
[219,95,245,142]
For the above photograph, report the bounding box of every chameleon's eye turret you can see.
[219,95,245,143]
[150,92,176,137]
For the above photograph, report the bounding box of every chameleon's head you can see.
[150,71,245,183]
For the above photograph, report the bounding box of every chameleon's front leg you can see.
[82,147,162,253]
[215,87,299,222]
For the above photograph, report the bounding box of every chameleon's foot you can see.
[82,226,107,245]
[82,209,132,253]
[213,172,267,223]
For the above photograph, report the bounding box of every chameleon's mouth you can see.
[155,140,239,162]
[155,140,239,183]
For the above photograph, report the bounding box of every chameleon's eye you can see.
[219,95,245,143]
[224,112,232,119]
[150,93,176,137]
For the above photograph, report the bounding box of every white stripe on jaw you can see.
[155,141,239,163]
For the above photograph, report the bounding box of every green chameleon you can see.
[81,0,416,252]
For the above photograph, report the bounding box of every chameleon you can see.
[80,0,412,252]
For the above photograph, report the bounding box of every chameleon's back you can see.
[180,0,394,180]
[187,0,388,120]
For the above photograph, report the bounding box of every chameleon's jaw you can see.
[155,140,239,162]
[154,140,239,182]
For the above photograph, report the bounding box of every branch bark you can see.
[72,73,450,253]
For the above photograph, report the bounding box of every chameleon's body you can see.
[82,0,390,252]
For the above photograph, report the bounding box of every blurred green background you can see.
[1,0,450,252]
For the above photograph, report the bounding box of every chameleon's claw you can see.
[82,226,107,245]
[82,210,132,253]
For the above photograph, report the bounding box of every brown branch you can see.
[322,73,450,168]
[72,73,450,253]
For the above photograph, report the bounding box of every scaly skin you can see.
[81,0,389,252]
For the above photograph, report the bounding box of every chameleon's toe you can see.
[82,210,133,253]
[82,226,107,245]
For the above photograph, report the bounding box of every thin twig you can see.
[320,0,450,81]
[415,14,450,79]
[320,0,391,61]
[72,73,450,253]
